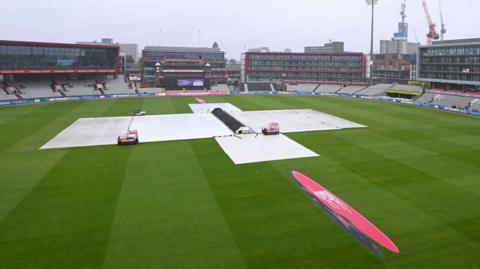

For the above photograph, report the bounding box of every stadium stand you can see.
[18,81,62,99]
[106,76,132,94]
[432,94,473,109]
[387,84,423,94]
[50,80,69,97]
[269,84,276,92]
[315,84,343,93]
[272,83,282,91]
[337,85,366,94]
[0,83,19,100]
[470,99,480,111]
[93,81,108,95]
[64,81,98,96]
[3,76,480,114]
[286,84,318,92]
[238,83,248,92]
[0,74,170,100]
[415,92,436,103]
[246,83,274,91]
[0,94,18,100]
[134,87,164,94]
[355,83,393,96]
[1,82,26,99]
[211,84,231,92]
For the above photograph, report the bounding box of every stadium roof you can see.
[144,46,223,53]
[432,38,480,45]
[0,40,119,49]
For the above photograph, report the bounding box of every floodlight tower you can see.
[366,0,379,86]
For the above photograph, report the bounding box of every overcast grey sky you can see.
[1,0,478,59]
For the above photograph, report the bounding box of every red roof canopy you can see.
[0,40,119,49]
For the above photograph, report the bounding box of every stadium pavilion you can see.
[141,45,226,90]
[0,40,120,82]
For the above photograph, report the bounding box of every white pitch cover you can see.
[42,104,366,164]
[215,134,319,164]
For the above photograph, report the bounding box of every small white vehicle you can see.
[117,130,139,145]
[132,109,146,116]
[262,122,280,135]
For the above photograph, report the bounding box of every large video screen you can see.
[177,79,204,87]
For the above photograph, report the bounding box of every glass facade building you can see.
[417,39,480,90]
[243,52,366,84]
[141,59,211,89]
[0,40,119,75]
[142,46,226,87]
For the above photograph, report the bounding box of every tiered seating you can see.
[286,84,318,92]
[50,81,68,97]
[1,82,26,99]
[211,84,231,92]
[1,77,164,100]
[337,86,366,94]
[93,82,107,95]
[239,83,248,92]
[415,92,436,103]
[0,85,19,100]
[315,84,342,93]
[137,87,164,93]
[388,84,423,94]
[246,83,273,91]
[20,82,63,99]
[470,99,480,111]
[433,94,473,109]
[106,75,133,94]
[66,81,98,96]
[271,83,281,91]
[355,84,393,96]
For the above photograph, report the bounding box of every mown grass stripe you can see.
[311,133,480,244]
[102,141,247,269]
[0,102,83,152]
[0,100,117,224]
[189,137,384,268]
[0,145,131,269]
[0,104,44,126]
[0,95,479,268]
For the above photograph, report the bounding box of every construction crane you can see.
[421,0,440,44]
[413,28,421,44]
[439,0,446,40]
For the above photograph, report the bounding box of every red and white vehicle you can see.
[262,122,280,135]
[117,130,139,145]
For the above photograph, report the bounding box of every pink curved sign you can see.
[291,170,399,255]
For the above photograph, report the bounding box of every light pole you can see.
[155,62,162,88]
[366,0,378,86]
[281,73,287,91]
[205,62,211,91]
[159,28,162,46]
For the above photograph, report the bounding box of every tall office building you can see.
[379,2,420,54]
[417,38,480,91]
[305,41,344,54]
[242,51,365,84]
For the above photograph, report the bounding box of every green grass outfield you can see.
[0,95,479,268]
